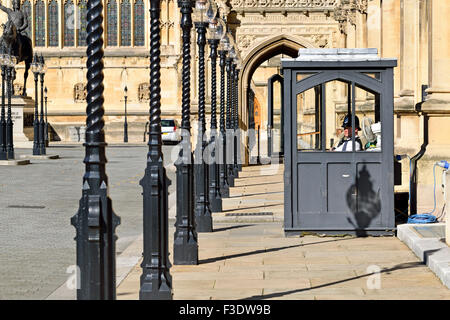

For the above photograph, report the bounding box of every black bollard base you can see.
[195,214,213,232]
[173,240,198,265]
[139,273,172,300]
[209,194,222,212]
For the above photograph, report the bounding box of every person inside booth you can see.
[332,114,363,151]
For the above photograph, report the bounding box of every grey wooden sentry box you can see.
[282,48,397,236]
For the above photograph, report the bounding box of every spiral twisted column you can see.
[39,70,46,155]
[70,0,120,300]
[231,63,238,176]
[225,57,235,187]
[0,65,7,160]
[6,66,14,159]
[194,22,212,232]
[218,50,229,197]
[32,67,40,156]
[139,0,172,300]
[235,68,242,171]
[173,0,198,265]
[208,39,222,212]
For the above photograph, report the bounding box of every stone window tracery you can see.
[77,0,88,46]
[133,0,145,46]
[64,0,75,47]
[34,0,45,46]
[120,0,131,46]
[107,0,118,46]
[48,0,59,47]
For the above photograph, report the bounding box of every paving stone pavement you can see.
[117,164,450,300]
[0,145,177,300]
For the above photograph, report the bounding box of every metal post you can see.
[44,87,49,147]
[226,57,235,187]
[218,50,229,197]
[173,0,198,265]
[0,64,7,160]
[32,54,40,155]
[232,63,238,176]
[6,65,14,160]
[39,56,46,155]
[123,86,128,143]
[235,67,242,171]
[208,38,222,212]
[70,0,120,299]
[194,21,212,232]
[139,0,172,299]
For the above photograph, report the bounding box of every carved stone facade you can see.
[138,83,150,103]
[73,83,87,103]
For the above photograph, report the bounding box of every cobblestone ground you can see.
[0,145,176,299]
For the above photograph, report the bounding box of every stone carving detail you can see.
[13,83,24,95]
[74,83,87,102]
[231,0,337,8]
[333,0,366,33]
[138,82,150,103]
[310,34,328,48]
[237,34,256,51]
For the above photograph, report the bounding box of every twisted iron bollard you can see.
[39,56,46,155]
[226,57,235,187]
[194,21,212,232]
[6,65,14,159]
[173,0,198,265]
[208,38,222,212]
[218,50,229,197]
[139,0,172,299]
[71,0,120,300]
[235,67,242,172]
[0,64,7,160]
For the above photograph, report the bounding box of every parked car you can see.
[161,119,181,144]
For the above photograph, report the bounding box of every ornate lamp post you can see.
[70,0,120,299]
[44,87,49,147]
[218,31,229,197]
[0,51,7,160]
[173,0,198,265]
[207,7,223,212]
[6,55,16,160]
[39,55,47,155]
[139,0,172,300]
[31,53,40,155]
[193,0,212,232]
[123,86,128,143]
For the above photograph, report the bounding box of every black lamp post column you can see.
[218,50,229,197]
[44,87,49,147]
[208,38,222,212]
[232,63,238,177]
[235,66,242,172]
[32,54,40,155]
[70,0,120,299]
[123,86,128,143]
[226,57,235,187]
[6,62,14,160]
[194,21,212,232]
[139,0,172,300]
[173,0,198,265]
[0,63,7,160]
[39,55,46,155]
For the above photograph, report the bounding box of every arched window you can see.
[22,0,32,38]
[77,0,87,46]
[133,0,144,46]
[107,0,118,46]
[34,0,45,46]
[120,0,131,46]
[64,0,75,47]
[48,0,59,47]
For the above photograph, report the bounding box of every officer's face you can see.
[344,127,358,137]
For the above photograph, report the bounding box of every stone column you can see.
[381,0,401,96]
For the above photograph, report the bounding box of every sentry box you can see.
[281,48,397,236]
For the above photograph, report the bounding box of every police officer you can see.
[332,114,363,151]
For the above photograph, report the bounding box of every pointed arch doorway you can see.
[238,34,316,165]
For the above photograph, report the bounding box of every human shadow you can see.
[199,237,355,265]
[242,261,424,300]
[346,165,381,237]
